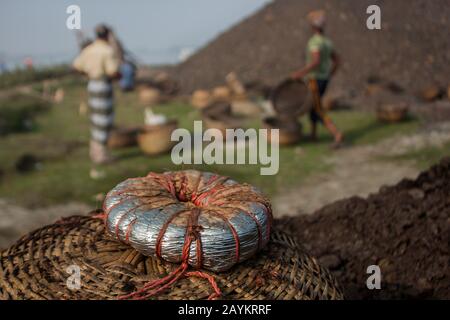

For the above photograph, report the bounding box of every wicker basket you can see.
[0,215,343,300]
[420,86,442,102]
[137,120,178,155]
[139,87,161,106]
[191,90,211,110]
[376,103,408,123]
[262,117,302,146]
[271,79,310,118]
[107,127,139,149]
[202,115,242,137]
[212,86,231,102]
[231,99,261,116]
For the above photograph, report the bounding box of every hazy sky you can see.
[0,0,271,66]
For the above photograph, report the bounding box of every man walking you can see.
[291,10,343,147]
[73,24,120,164]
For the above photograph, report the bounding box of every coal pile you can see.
[279,157,450,299]
[174,0,450,102]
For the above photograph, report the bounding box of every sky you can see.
[0,0,271,68]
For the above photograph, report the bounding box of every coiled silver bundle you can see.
[103,170,272,272]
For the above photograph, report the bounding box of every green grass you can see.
[0,93,50,135]
[382,141,450,170]
[0,82,422,208]
[0,65,71,89]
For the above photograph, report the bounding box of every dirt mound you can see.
[174,0,450,101]
[279,157,450,299]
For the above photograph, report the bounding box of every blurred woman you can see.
[291,10,343,148]
[73,24,120,164]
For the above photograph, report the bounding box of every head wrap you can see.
[307,10,326,28]
[95,24,110,39]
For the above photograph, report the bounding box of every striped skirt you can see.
[87,79,114,145]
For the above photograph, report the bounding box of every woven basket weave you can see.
[0,215,343,300]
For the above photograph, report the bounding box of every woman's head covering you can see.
[307,10,326,28]
[95,24,110,39]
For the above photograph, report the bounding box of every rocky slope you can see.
[174,0,450,100]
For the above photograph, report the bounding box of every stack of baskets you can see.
[0,215,343,300]
[376,103,409,123]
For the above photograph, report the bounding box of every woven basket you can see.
[202,116,242,137]
[107,127,139,149]
[191,90,211,110]
[201,99,242,136]
[137,120,178,156]
[231,99,261,116]
[376,103,408,123]
[262,117,302,146]
[0,215,343,300]
[271,79,309,118]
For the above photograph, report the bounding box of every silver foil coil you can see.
[103,170,272,272]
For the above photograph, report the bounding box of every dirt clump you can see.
[15,154,42,173]
[279,157,450,299]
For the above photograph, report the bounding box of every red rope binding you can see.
[117,204,222,300]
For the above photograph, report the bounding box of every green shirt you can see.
[306,34,334,80]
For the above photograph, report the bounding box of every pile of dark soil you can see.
[279,157,450,299]
[174,0,450,101]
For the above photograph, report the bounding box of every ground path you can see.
[0,200,91,250]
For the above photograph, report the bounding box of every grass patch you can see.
[0,65,71,89]
[382,141,450,170]
[300,111,419,146]
[0,94,50,135]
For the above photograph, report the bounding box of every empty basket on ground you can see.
[202,101,241,136]
[420,85,442,102]
[203,114,242,137]
[263,117,302,146]
[271,79,310,119]
[137,120,178,155]
[191,90,211,109]
[202,100,233,118]
[107,126,139,149]
[0,215,343,300]
[153,72,178,96]
[212,86,232,102]
[231,99,261,116]
[376,103,409,123]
